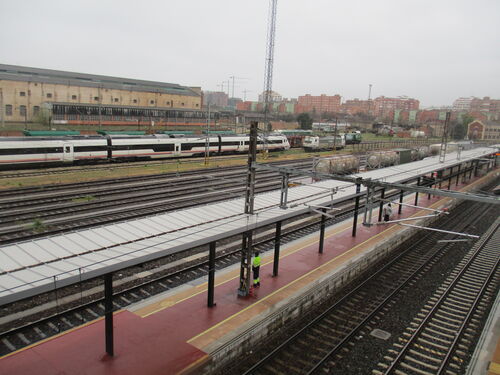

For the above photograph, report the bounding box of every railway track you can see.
[0,154,252,179]
[233,197,499,375]
[0,183,488,359]
[377,217,500,375]
[0,159,314,243]
[0,196,363,357]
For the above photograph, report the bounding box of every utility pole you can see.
[0,88,4,128]
[439,111,451,163]
[368,83,372,115]
[205,104,211,165]
[238,121,258,297]
[333,117,338,153]
[98,85,102,129]
[263,0,278,126]
[230,76,236,99]
[229,76,248,99]
[243,89,252,101]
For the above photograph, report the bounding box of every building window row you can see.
[4,104,42,116]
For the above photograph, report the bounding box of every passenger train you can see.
[0,134,290,169]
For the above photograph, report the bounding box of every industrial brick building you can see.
[0,64,204,126]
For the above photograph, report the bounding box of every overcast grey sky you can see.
[1,0,499,107]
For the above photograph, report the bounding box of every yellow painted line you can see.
[0,310,123,360]
[176,353,210,375]
[186,181,487,344]
[187,222,405,344]
[138,222,352,318]
[139,173,490,319]
[489,362,500,375]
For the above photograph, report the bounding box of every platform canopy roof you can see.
[0,145,498,305]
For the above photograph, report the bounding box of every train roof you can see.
[0,136,105,141]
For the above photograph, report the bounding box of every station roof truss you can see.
[0,145,498,306]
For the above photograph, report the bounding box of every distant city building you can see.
[258,90,283,103]
[203,91,228,107]
[373,96,420,118]
[469,97,500,120]
[297,94,342,114]
[342,98,372,115]
[227,97,242,108]
[452,97,475,112]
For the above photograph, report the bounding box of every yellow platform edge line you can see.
[489,361,500,375]
[186,175,490,344]
[138,221,353,318]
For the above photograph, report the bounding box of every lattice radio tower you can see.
[263,0,278,124]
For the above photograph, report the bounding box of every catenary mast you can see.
[263,0,278,125]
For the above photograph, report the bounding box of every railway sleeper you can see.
[408,348,443,364]
[429,318,461,331]
[404,350,441,370]
[400,359,437,375]
[417,337,449,351]
[421,331,453,345]
[424,326,456,340]
[428,321,459,334]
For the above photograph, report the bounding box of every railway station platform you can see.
[0,170,498,375]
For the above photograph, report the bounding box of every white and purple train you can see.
[0,134,290,169]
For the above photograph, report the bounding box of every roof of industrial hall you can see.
[0,64,200,97]
[0,145,498,306]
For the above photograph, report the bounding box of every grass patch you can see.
[30,218,46,232]
[72,195,96,203]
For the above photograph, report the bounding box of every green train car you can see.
[344,131,362,144]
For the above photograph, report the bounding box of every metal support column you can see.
[469,161,474,180]
[398,190,403,214]
[104,273,114,357]
[279,173,289,208]
[318,208,326,254]
[352,183,361,237]
[456,164,461,186]
[428,175,432,199]
[238,121,258,297]
[273,221,282,276]
[208,241,216,307]
[448,167,452,190]
[474,160,479,177]
[414,177,420,206]
[378,188,385,222]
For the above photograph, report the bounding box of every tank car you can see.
[313,155,359,175]
[366,151,398,169]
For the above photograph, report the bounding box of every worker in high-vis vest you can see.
[252,252,261,287]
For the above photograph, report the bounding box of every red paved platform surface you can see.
[0,175,488,375]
